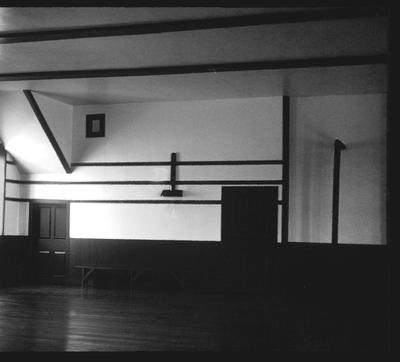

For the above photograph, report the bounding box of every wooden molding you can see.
[1,55,387,82]
[0,8,388,44]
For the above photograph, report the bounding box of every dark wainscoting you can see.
[0,235,32,287]
[269,243,389,304]
[268,243,389,350]
[68,239,389,300]
[68,238,232,290]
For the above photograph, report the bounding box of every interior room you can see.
[0,5,391,351]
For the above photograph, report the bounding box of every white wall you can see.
[33,92,73,164]
[2,93,387,244]
[3,155,29,236]
[0,91,66,174]
[70,203,221,241]
[0,91,73,236]
[289,94,386,245]
[72,97,282,162]
[3,200,29,236]
[65,97,283,240]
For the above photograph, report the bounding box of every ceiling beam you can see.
[0,55,388,82]
[0,7,388,44]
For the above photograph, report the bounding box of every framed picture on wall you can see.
[86,114,105,138]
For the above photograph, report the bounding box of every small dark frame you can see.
[86,114,105,138]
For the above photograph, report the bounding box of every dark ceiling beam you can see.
[0,7,388,44]
[0,54,388,82]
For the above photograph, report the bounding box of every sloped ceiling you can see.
[0,7,389,174]
[0,7,298,31]
[0,7,388,104]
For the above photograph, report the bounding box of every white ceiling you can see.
[0,65,387,105]
[0,7,388,104]
[0,7,320,32]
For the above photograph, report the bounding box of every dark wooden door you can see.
[221,186,278,290]
[32,203,69,284]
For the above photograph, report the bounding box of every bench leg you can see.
[129,271,134,295]
[81,268,95,289]
[81,268,85,289]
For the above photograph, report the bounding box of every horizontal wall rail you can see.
[71,159,283,167]
[4,197,283,205]
[5,179,283,186]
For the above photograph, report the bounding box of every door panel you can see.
[38,250,52,276]
[54,207,67,239]
[221,186,278,290]
[39,207,51,239]
[222,186,278,252]
[53,252,67,277]
[32,203,69,283]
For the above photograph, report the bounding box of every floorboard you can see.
[0,285,388,351]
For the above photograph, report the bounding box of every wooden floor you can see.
[0,285,388,351]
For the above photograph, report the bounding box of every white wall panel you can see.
[19,164,282,182]
[20,183,282,202]
[5,163,21,180]
[289,94,386,245]
[4,182,20,198]
[72,97,282,163]
[18,202,29,236]
[33,92,73,163]
[4,200,28,236]
[20,166,171,182]
[0,91,65,174]
[178,164,282,181]
[70,203,221,241]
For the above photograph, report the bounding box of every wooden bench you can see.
[75,265,185,291]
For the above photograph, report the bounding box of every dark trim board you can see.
[5,197,220,205]
[4,197,30,203]
[72,161,170,167]
[0,8,388,44]
[275,241,388,250]
[2,145,6,236]
[5,197,283,205]
[332,139,346,244]
[6,160,16,165]
[6,179,283,186]
[178,160,283,166]
[6,179,170,185]
[281,95,290,244]
[23,90,72,174]
[1,55,388,82]
[70,237,221,244]
[70,238,384,249]
[71,159,283,167]
[179,180,283,185]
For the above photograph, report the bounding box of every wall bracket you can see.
[160,152,183,197]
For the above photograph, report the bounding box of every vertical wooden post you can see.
[1,144,6,236]
[332,139,346,244]
[281,96,290,243]
[161,152,182,197]
[170,152,177,192]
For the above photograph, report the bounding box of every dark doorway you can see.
[30,202,69,284]
[221,186,278,291]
